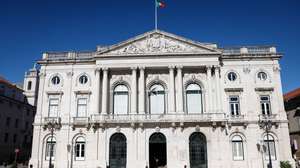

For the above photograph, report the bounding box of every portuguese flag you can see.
[156,0,166,8]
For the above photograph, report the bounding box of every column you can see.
[215,66,221,113]
[131,67,137,114]
[95,68,101,114]
[176,66,184,113]
[138,67,145,114]
[101,68,108,114]
[207,66,212,113]
[169,66,175,113]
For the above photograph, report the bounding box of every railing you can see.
[259,114,277,121]
[44,117,61,124]
[44,51,94,60]
[228,115,245,121]
[90,113,226,123]
[72,117,90,125]
[223,46,276,55]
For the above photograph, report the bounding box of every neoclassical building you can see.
[29,30,293,168]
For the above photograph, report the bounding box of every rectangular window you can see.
[49,98,59,117]
[260,96,271,115]
[15,119,19,128]
[75,142,85,160]
[13,134,17,143]
[4,133,9,143]
[264,140,276,160]
[232,141,244,160]
[77,98,87,117]
[6,117,10,127]
[46,141,56,160]
[229,96,240,116]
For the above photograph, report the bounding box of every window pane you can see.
[114,93,128,115]
[187,91,202,113]
[150,92,164,114]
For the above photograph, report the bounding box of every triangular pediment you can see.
[96,30,221,56]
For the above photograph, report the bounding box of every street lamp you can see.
[259,119,273,168]
[44,121,60,168]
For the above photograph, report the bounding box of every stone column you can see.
[176,66,184,113]
[95,68,101,114]
[101,68,108,114]
[169,66,175,113]
[207,66,212,113]
[215,66,221,113]
[138,67,145,114]
[131,67,137,114]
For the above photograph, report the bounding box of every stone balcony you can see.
[72,117,90,129]
[258,114,278,122]
[44,117,61,124]
[90,113,227,124]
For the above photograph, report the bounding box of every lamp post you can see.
[45,121,60,168]
[259,119,273,168]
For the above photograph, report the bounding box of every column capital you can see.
[176,65,183,69]
[138,66,145,70]
[102,67,109,71]
[131,66,138,70]
[207,65,213,70]
[168,65,175,69]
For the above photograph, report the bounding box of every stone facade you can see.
[29,30,293,168]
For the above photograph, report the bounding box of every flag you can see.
[156,0,166,8]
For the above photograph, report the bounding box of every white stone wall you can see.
[29,30,294,168]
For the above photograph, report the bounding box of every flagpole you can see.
[155,0,157,30]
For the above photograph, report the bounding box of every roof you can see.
[0,76,23,91]
[284,88,300,101]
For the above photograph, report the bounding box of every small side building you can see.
[0,66,39,165]
[284,88,300,162]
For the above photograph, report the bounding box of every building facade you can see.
[284,88,300,164]
[29,30,293,168]
[0,67,38,165]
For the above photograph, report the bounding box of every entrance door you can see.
[149,133,167,168]
[189,132,207,168]
[109,133,127,168]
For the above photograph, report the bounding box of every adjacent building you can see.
[284,88,300,163]
[29,30,293,168]
[0,66,39,164]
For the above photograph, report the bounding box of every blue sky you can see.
[0,0,299,93]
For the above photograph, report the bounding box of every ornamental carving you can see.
[108,33,211,55]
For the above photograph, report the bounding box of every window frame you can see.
[76,98,88,117]
[51,76,60,85]
[185,83,203,114]
[263,134,276,160]
[231,135,244,161]
[148,84,166,114]
[45,137,56,161]
[48,98,59,117]
[113,84,129,115]
[79,75,88,85]
[227,72,237,82]
[260,95,271,115]
[257,71,268,81]
[229,96,240,116]
[74,137,86,161]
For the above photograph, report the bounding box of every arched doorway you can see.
[109,133,127,168]
[189,132,207,168]
[149,133,167,168]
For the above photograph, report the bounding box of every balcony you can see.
[72,117,90,128]
[90,113,227,124]
[259,114,278,121]
[44,117,61,124]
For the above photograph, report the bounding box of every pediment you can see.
[97,30,220,56]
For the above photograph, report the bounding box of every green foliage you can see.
[280,161,292,168]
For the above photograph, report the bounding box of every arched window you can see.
[231,135,244,160]
[109,133,127,168]
[149,84,165,114]
[75,137,85,161]
[79,75,88,84]
[189,132,207,168]
[257,72,268,81]
[113,85,129,115]
[186,83,203,113]
[264,134,276,160]
[45,136,56,160]
[27,81,32,90]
